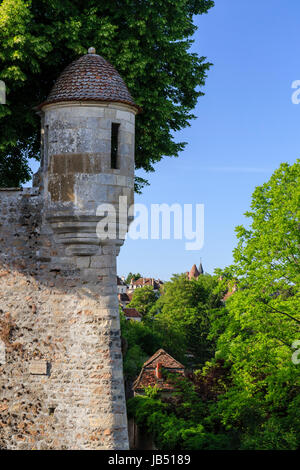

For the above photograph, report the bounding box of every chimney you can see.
[155,362,163,379]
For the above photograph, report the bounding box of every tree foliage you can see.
[207,160,300,449]
[127,371,234,450]
[127,161,300,450]
[127,285,159,319]
[154,273,223,365]
[125,272,142,284]
[0,0,214,188]
[120,310,162,380]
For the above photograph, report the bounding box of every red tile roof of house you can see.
[133,349,185,391]
[123,308,142,318]
[131,278,163,289]
[39,50,140,111]
[131,277,149,286]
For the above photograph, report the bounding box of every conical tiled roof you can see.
[39,50,140,111]
[189,264,200,279]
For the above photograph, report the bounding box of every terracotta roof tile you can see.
[133,369,181,390]
[39,52,140,111]
[143,349,184,369]
[123,308,142,318]
[189,264,200,279]
[131,278,163,289]
[133,349,185,391]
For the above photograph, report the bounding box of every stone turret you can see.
[38,48,139,257]
[0,49,139,450]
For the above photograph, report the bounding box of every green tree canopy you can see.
[127,371,234,450]
[125,161,300,450]
[120,309,162,380]
[154,273,223,365]
[127,285,159,318]
[0,0,214,188]
[209,160,300,449]
[125,272,141,284]
[232,160,300,324]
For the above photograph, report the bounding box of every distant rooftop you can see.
[123,308,142,318]
[130,278,163,289]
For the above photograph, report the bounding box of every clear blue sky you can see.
[27,0,300,280]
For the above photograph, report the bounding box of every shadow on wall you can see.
[128,418,156,450]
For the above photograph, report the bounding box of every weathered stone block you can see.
[75,257,91,268]
[29,360,48,375]
[116,110,131,121]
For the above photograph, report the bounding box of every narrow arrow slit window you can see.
[111,123,120,169]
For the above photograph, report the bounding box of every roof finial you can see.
[88,47,96,54]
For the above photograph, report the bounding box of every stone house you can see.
[132,349,185,395]
[128,349,185,449]
[117,276,128,294]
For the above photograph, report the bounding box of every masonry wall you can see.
[43,102,135,211]
[0,187,129,449]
